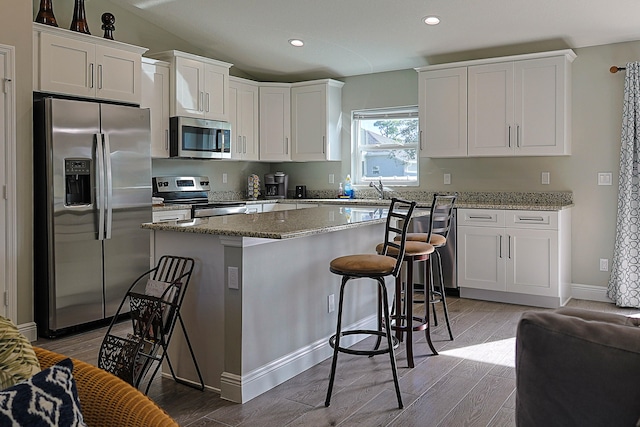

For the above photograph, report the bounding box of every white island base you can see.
[152,219,391,403]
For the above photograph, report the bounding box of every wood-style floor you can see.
[34,296,640,427]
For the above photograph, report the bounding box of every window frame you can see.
[351,105,419,187]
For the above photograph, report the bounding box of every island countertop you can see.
[143,205,427,239]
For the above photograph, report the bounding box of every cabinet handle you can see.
[508,125,511,148]
[98,64,103,89]
[237,136,242,153]
[199,92,204,111]
[89,63,94,88]
[165,129,169,151]
[285,137,288,155]
[468,215,493,220]
[243,136,246,154]
[517,125,520,148]
[508,235,512,259]
[323,136,326,154]
[518,216,544,222]
[420,130,423,150]
[499,235,502,258]
[206,92,210,112]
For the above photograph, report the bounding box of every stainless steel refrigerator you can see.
[34,97,152,337]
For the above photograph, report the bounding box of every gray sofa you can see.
[516,307,640,427]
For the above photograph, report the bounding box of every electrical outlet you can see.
[328,294,335,313]
[228,266,239,289]
[599,258,609,272]
[329,174,335,184]
[444,173,451,185]
[222,173,228,184]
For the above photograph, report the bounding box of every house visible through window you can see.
[352,106,419,186]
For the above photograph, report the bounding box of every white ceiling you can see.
[110,0,640,81]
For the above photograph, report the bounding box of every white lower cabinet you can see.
[457,208,570,308]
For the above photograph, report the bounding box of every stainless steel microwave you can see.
[169,116,231,159]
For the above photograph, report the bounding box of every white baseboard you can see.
[570,283,612,303]
[19,322,38,342]
[220,314,376,404]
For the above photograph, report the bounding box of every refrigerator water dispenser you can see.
[64,158,92,206]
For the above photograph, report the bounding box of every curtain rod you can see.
[610,66,626,73]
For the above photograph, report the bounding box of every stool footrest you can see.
[329,330,399,356]
[389,316,429,333]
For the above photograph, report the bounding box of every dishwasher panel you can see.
[411,208,457,292]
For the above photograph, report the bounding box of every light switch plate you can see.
[444,173,451,185]
[598,172,613,186]
[541,172,550,185]
[329,174,335,184]
[222,173,228,184]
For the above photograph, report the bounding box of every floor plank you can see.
[33,297,640,426]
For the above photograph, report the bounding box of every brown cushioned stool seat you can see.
[325,198,417,410]
[401,232,447,247]
[376,240,438,368]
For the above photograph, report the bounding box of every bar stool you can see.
[401,193,457,341]
[325,198,416,410]
[375,239,438,368]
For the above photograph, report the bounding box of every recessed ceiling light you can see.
[289,39,304,47]
[424,16,440,26]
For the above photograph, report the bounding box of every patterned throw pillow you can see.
[0,316,41,390]
[0,358,86,426]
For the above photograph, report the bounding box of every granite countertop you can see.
[144,205,428,239]
[290,198,573,211]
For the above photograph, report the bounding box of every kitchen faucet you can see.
[369,178,388,199]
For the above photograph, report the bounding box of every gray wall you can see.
[5,0,637,324]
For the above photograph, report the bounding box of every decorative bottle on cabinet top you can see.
[35,0,58,27]
[70,0,90,34]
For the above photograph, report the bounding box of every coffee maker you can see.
[264,172,288,199]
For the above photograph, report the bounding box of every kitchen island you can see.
[142,205,420,403]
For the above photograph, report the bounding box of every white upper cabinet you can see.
[418,67,468,158]
[229,77,259,161]
[33,23,146,104]
[416,50,575,158]
[291,79,344,161]
[259,83,291,162]
[141,58,170,158]
[151,50,232,122]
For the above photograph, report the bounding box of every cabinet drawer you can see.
[153,209,190,223]
[458,209,505,227]
[506,210,557,230]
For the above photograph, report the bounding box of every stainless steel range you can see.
[153,176,246,217]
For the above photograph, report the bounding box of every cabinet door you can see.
[291,84,327,161]
[514,56,568,155]
[39,32,95,99]
[204,63,229,121]
[506,228,558,296]
[259,86,291,161]
[468,62,514,156]
[174,57,204,117]
[418,67,467,158]
[230,80,259,160]
[141,60,170,158]
[95,45,141,104]
[457,226,506,291]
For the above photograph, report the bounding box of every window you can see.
[352,106,419,186]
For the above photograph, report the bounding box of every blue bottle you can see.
[344,174,354,199]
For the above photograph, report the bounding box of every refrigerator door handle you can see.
[96,133,106,240]
[103,133,113,240]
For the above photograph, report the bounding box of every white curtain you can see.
[608,62,640,307]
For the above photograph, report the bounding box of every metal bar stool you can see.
[402,193,457,341]
[325,198,417,410]
[376,239,438,368]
